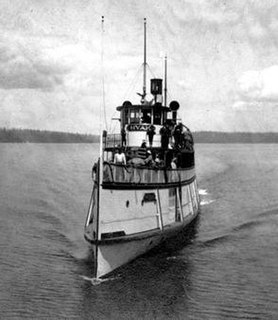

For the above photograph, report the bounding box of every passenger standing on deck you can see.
[137,140,147,159]
[154,154,164,168]
[171,157,177,169]
[173,123,183,147]
[181,125,194,151]
[144,150,154,166]
[160,123,170,150]
[141,140,147,148]
[147,124,156,148]
[114,148,126,165]
[113,148,126,182]
[121,128,126,147]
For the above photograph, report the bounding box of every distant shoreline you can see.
[0,128,278,143]
[194,131,278,143]
[0,128,98,143]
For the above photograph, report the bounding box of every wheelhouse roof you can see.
[116,104,170,112]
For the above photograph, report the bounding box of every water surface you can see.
[1,143,278,319]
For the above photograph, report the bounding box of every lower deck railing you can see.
[102,162,195,185]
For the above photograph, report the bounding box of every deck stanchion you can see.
[177,186,184,222]
[156,189,164,231]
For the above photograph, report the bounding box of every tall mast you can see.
[142,17,147,103]
[99,16,105,186]
[97,16,104,238]
[92,15,105,279]
[101,16,108,130]
[164,55,167,107]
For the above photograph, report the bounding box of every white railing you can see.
[102,162,195,185]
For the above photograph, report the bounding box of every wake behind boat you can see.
[84,18,200,278]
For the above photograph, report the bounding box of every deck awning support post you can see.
[156,189,164,230]
[177,186,184,222]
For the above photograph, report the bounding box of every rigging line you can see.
[122,64,144,100]
[122,62,154,102]
[108,114,120,134]
[101,16,108,130]
[146,63,156,78]
[108,63,142,133]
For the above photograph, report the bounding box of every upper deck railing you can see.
[104,134,121,149]
[101,162,195,187]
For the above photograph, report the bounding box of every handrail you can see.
[101,162,195,185]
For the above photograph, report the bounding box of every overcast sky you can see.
[1,0,278,133]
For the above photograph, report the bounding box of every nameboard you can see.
[127,124,150,131]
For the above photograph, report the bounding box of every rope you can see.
[121,64,144,101]
[146,63,156,79]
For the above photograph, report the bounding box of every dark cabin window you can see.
[154,111,161,125]
[141,109,151,124]
[130,109,140,124]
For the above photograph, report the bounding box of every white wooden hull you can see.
[93,235,161,278]
[92,214,198,278]
[85,178,200,278]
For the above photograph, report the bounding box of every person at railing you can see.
[114,148,126,165]
[92,161,98,181]
[144,150,154,167]
[171,157,177,169]
[173,123,183,148]
[147,124,156,148]
[141,140,147,148]
[103,163,112,182]
[180,125,194,151]
[112,148,126,182]
[137,140,147,159]
[154,153,165,169]
[160,122,171,150]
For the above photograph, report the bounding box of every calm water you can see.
[1,143,278,319]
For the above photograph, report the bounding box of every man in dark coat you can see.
[160,123,170,150]
[121,128,126,147]
[147,125,156,147]
[173,123,183,147]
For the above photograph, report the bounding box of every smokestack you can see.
[150,79,163,104]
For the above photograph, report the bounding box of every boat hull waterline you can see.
[85,179,200,278]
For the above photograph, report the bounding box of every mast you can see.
[99,15,104,188]
[101,16,108,130]
[93,15,105,279]
[164,55,167,107]
[142,17,147,103]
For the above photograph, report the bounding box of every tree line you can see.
[0,128,98,143]
[0,128,277,143]
[193,131,278,143]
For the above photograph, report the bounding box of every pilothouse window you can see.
[154,111,161,125]
[130,109,140,124]
[141,109,152,123]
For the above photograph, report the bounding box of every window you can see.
[141,109,152,123]
[130,109,140,124]
[154,111,161,125]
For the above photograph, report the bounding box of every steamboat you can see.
[84,18,200,278]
